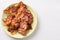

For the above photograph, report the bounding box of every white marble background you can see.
[0,0,60,40]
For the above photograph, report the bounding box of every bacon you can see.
[23,15,28,22]
[3,15,14,26]
[3,1,33,35]
[28,13,33,24]
[8,26,17,35]
[4,4,18,15]
[18,28,27,35]
[19,1,26,9]
[18,21,28,35]
[3,18,11,26]
[11,18,17,26]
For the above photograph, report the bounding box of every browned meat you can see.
[20,21,28,30]
[19,1,26,9]
[21,15,28,22]
[3,15,14,26]
[18,28,27,35]
[14,22,20,30]
[3,18,11,26]
[3,1,33,35]
[18,21,28,35]
[8,26,17,34]
[3,4,19,16]
[8,22,20,34]
[27,24,32,30]
[28,13,33,24]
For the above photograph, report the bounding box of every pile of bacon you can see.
[3,1,33,35]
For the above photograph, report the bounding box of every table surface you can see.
[0,0,60,40]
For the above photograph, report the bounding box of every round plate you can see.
[2,4,37,38]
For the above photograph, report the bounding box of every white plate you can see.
[1,2,37,38]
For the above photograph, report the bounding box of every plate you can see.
[2,3,37,38]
